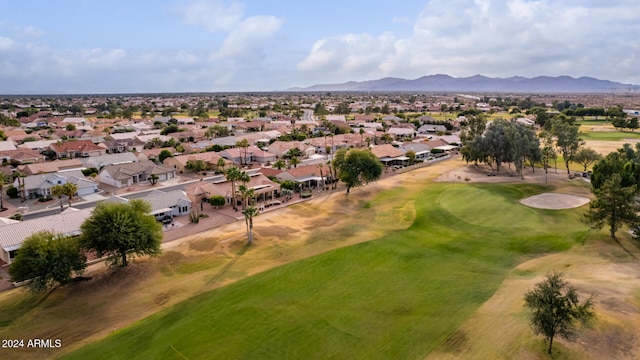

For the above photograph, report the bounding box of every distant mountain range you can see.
[287,74,640,93]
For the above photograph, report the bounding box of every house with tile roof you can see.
[163,152,227,173]
[17,159,83,175]
[184,172,278,207]
[49,140,107,159]
[98,160,176,188]
[0,148,46,165]
[370,144,409,166]
[275,164,332,189]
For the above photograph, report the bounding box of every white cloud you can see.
[176,0,245,33]
[17,25,45,39]
[297,0,640,85]
[211,14,284,59]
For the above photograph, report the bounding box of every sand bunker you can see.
[520,193,590,209]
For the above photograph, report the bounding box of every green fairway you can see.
[63,183,587,360]
[579,131,640,141]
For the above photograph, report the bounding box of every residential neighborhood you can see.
[0,92,471,269]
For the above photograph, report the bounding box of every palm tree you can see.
[51,184,65,212]
[0,172,8,211]
[381,133,393,144]
[236,138,249,166]
[62,182,78,208]
[216,157,226,173]
[242,206,260,244]
[239,185,255,210]
[359,128,365,147]
[289,156,300,168]
[225,167,242,211]
[149,174,159,185]
[273,159,286,170]
[317,163,325,190]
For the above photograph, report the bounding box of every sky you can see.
[1,0,639,94]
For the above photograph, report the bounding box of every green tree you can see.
[225,167,243,211]
[158,149,173,163]
[209,195,226,208]
[79,199,162,267]
[51,184,65,212]
[334,148,383,194]
[289,156,300,168]
[539,131,557,178]
[63,182,78,208]
[0,128,6,141]
[405,150,416,164]
[149,174,159,185]
[238,184,255,210]
[583,173,639,239]
[590,147,639,190]
[523,271,596,355]
[285,147,304,159]
[186,159,208,173]
[216,157,226,173]
[460,115,488,166]
[65,123,76,131]
[236,139,250,165]
[242,206,260,244]
[9,231,86,293]
[160,124,181,135]
[273,159,286,170]
[573,148,601,172]
[551,118,584,175]
[483,118,512,172]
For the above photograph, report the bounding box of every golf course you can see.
[1,158,639,359]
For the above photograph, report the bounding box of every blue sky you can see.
[1,0,639,93]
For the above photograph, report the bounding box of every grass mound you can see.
[63,183,587,360]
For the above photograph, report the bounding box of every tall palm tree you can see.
[62,182,78,208]
[317,163,325,190]
[242,206,260,245]
[225,166,242,211]
[359,128,365,147]
[239,185,255,210]
[51,184,65,212]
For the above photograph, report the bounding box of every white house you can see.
[0,208,93,264]
[14,169,99,199]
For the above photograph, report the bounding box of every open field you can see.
[1,158,639,360]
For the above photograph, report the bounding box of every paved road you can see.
[302,109,314,121]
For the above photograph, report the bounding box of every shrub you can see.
[189,210,200,223]
[209,196,226,207]
[280,180,296,191]
[7,186,19,198]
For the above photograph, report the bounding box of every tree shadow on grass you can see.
[206,243,251,286]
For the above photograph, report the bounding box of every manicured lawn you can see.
[63,183,587,360]
[579,131,640,141]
